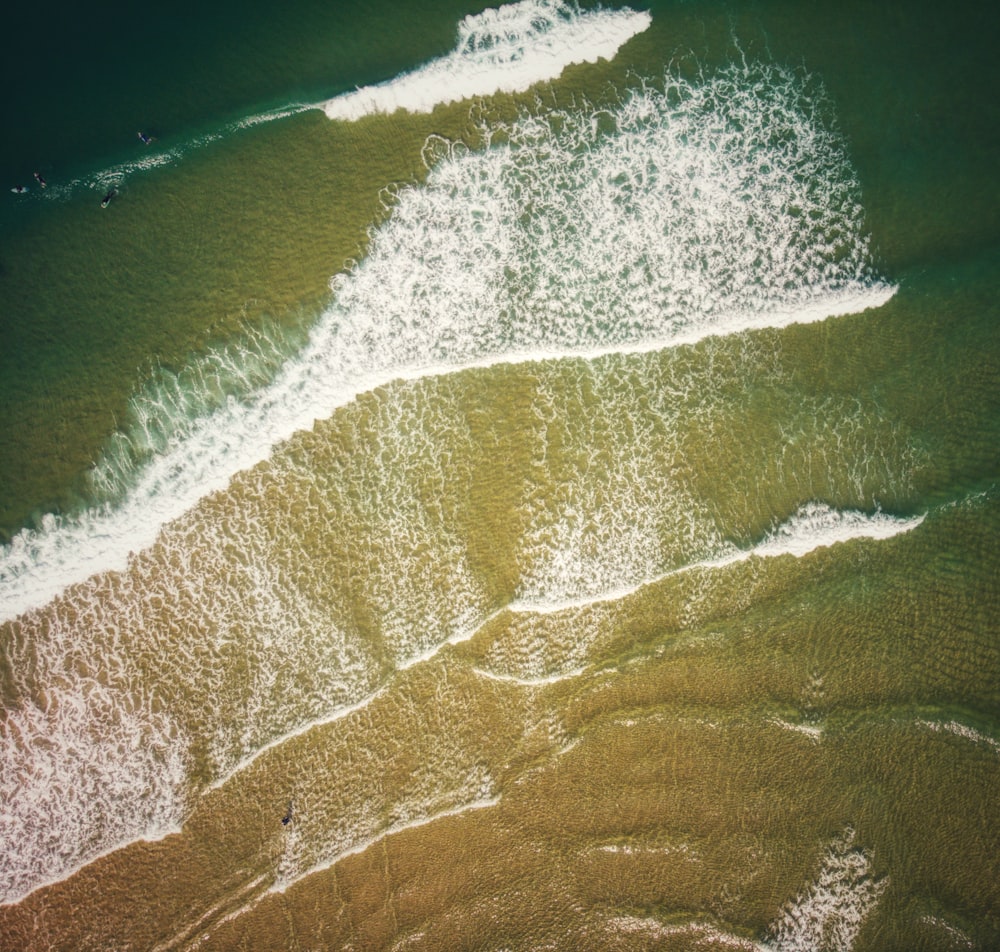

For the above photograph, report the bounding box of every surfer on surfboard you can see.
[137,131,153,145]
[101,188,115,208]
[33,171,46,188]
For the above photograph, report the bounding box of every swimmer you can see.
[137,131,153,145]
[33,171,46,188]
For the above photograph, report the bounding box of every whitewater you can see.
[0,32,897,624]
[1,5,917,904]
[322,0,652,121]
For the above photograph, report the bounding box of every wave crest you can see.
[323,0,652,120]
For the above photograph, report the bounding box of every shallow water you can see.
[1,0,998,949]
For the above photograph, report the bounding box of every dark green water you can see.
[0,0,483,536]
[2,0,998,537]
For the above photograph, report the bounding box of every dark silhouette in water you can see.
[282,801,293,826]
[137,131,153,145]
[33,171,46,188]
[101,189,115,208]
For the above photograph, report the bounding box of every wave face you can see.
[323,0,652,120]
[0,57,894,627]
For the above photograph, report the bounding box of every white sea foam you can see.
[0,677,188,904]
[0,507,383,905]
[203,540,874,803]
[43,104,314,200]
[512,503,924,615]
[0,57,896,625]
[561,828,886,951]
[475,503,921,684]
[766,828,887,952]
[918,718,1000,755]
[472,664,588,686]
[771,717,824,740]
[0,21,911,921]
[270,793,500,897]
[606,916,767,949]
[736,502,924,561]
[190,793,500,947]
[917,915,975,949]
[322,0,651,121]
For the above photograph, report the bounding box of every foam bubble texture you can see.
[1,58,893,624]
[766,828,887,952]
[512,361,725,606]
[0,26,909,918]
[508,348,922,616]
[0,674,188,903]
[482,503,922,682]
[323,0,651,121]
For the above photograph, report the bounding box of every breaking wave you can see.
[323,0,651,120]
[1,58,893,626]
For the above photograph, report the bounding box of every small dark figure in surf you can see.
[101,189,115,208]
[282,801,293,826]
[11,185,28,194]
[137,131,153,145]
[33,171,46,188]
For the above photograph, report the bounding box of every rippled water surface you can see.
[1,1,998,949]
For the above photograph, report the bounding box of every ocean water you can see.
[1,0,998,949]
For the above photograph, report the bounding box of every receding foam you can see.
[0,676,188,904]
[322,0,652,121]
[512,502,924,616]
[766,828,887,952]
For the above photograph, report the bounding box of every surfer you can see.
[137,131,153,145]
[101,189,115,208]
[10,185,28,194]
[33,171,46,188]
[282,801,293,826]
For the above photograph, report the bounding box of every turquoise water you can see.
[1,1,998,948]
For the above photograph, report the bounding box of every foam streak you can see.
[511,503,924,616]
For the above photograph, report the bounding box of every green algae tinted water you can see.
[1,1,998,948]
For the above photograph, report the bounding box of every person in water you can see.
[11,185,28,194]
[33,171,46,188]
[137,131,152,145]
[101,189,115,207]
